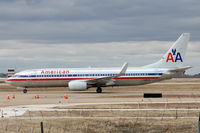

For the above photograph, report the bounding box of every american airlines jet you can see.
[6,33,191,93]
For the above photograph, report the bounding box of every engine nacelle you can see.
[68,81,88,91]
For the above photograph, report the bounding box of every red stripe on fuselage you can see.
[6,77,160,82]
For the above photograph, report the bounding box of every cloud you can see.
[0,0,200,42]
[0,0,199,74]
[0,40,199,74]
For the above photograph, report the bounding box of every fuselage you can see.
[6,67,175,88]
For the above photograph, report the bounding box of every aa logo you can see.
[166,49,183,62]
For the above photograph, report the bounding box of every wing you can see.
[87,62,128,86]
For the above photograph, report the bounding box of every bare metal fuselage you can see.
[6,67,177,89]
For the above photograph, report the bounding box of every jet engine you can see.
[68,81,88,91]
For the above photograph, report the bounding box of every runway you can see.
[151,82,200,85]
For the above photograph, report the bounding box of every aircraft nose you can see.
[5,78,12,84]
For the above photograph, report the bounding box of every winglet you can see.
[86,62,128,85]
[119,62,128,76]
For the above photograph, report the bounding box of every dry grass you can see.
[0,118,198,133]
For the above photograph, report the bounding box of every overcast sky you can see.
[0,0,199,74]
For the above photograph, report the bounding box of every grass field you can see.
[0,118,198,133]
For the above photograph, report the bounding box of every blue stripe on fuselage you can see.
[13,73,163,78]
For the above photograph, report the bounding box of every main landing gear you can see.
[96,87,102,93]
[23,88,27,93]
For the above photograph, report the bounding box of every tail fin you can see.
[145,33,190,68]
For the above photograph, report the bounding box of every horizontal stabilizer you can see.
[169,66,192,73]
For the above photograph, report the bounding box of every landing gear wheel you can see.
[96,87,102,93]
[23,89,27,93]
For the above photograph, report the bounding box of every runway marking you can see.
[1,100,200,118]
[35,108,200,111]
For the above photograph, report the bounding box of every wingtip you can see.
[182,33,190,36]
[120,62,128,75]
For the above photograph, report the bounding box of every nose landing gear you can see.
[23,89,27,93]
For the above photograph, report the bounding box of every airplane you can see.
[6,33,191,93]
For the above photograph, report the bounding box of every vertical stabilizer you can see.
[144,33,190,68]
